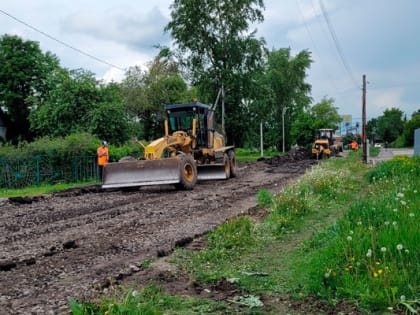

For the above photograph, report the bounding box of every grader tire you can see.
[175,155,197,190]
[228,150,237,178]
[223,153,231,179]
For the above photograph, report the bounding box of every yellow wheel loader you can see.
[102,101,237,190]
[311,128,343,159]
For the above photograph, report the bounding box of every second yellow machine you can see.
[102,101,237,190]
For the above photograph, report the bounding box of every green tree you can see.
[165,0,266,145]
[122,54,189,141]
[0,34,59,142]
[264,48,313,149]
[310,96,342,130]
[29,69,129,144]
[86,82,130,145]
[290,96,341,147]
[375,107,404,144]
[403,110,420,146]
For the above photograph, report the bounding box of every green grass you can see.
[0,180,98,198]
[69,285,235,315]
[303,156,420,312]
[235,148,282,162]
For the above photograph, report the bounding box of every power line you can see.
[318,0,359,88]
[0,8,125,72]
[296,0,338,92]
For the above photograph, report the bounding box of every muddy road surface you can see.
[0,153,316,315]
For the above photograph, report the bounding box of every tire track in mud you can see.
[0,159,315,314]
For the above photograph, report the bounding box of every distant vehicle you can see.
[374,143,382,148]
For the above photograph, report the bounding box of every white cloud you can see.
[61,6,170,50]
[369,88,403,115]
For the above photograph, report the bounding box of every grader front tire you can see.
[175,155,197,190]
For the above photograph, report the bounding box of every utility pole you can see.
[260,122,263,157]
[221,85,225,137]
[362,75,367,163]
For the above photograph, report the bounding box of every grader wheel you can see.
[175,154,197,190]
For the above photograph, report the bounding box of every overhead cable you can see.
[0,8,125,71]
[318,0,359,88]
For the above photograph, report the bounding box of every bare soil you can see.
[0,150,360,315]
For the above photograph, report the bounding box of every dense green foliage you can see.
[367,108,419,147]
[29,69,130,144]
[165,0,267,146]
[122,54,191,141]
[0,34,60,143]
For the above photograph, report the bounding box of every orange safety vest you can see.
[97,146,109,166]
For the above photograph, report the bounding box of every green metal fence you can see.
[0,155,98,189]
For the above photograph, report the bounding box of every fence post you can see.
[36,155,40,186]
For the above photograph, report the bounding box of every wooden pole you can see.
[362,75,367,163]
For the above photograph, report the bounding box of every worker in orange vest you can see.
[350,140,359,150]
[97,141,109,180]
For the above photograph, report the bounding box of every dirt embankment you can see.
[0,149,317,315]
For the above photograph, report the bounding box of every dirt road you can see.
[0,152,316,315]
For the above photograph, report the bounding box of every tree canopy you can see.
[121,53,190,141]
[165,0,267,145]
[0,34,60,143]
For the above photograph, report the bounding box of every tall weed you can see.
[305,157,420,313]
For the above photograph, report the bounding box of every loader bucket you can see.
[197,163,229,181]
[102,158,181,189]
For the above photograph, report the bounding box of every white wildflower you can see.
[347,236,352,241]
[397,192,404,198]
[400,200,407,206]
[366,249,372,257]
[380,247,387,252]
[396,244,403,251]
[409,213,415,217]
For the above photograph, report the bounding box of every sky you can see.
[1,0,420,131]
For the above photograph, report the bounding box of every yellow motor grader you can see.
[102,101,237,190]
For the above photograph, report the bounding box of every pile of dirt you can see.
[260,147,312,165]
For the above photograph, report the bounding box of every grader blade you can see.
[102,158,181,189]
[197,164,229,181]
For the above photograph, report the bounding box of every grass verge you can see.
[0,180,98,198]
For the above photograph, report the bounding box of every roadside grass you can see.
[304,155,420,313]
[69,285,234,315]
[65,153,418,314]
[0,180,97,198]
[235,148,281,162]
